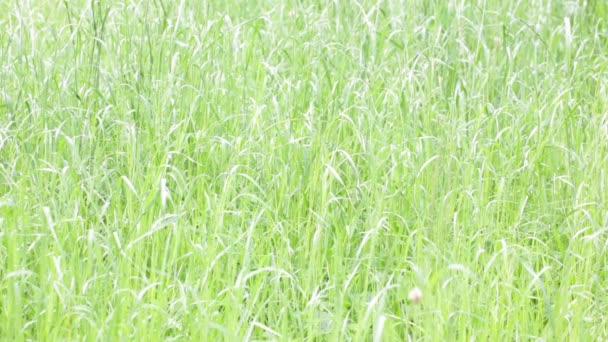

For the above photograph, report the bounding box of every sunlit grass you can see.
[1,0,607,340]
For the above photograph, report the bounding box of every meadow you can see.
[1,0,608,340]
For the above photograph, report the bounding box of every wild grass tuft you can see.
[1,0,607,340]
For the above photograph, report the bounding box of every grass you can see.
[1,0,607,340]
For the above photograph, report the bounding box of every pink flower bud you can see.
[408,287,422,304]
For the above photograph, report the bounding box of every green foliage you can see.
[1,0,607,340]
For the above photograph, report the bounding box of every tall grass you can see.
[1,0,607,340]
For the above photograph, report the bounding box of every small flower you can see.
[408,287,422,304]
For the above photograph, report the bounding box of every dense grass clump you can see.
[1,0,607,340]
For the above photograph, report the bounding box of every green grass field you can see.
[1,0,608,340]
